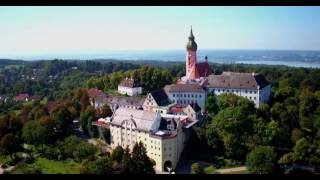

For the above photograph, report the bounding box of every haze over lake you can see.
[6,49,320,68]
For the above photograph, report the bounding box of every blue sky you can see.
[1,6,320,58]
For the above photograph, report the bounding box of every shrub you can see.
[191,162,203,174]
[204,165,219,174]
[246,146,277,174]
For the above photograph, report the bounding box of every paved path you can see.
[216,166,247,174]
[0,164,15,174]
[175,160,247,174]
[88,139,112,153]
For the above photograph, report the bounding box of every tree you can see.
[204,165,219,174]
[203,126,224,154]
[130,142,155,174]
[263,120,281,145]
[51,104,73,138]
[87,116,99,138]
[257,103,270,119]
[81,157,113,174]
[0,115,9,138]
[246,146,277,174]
[211,107,254,159]
[80,106,96,136]
[278,153,294,166]
[73,142,97,163]
[191,162,203,174]
[292,138,310,163]
[119,147,131,174]
[274,78,295,101]
[80,91,90,112]
[39,115,56,143]
[205,94,219,116]
[57,136,97,161]
[218,93,255,113]
[111,146,124,163]
[99,104,112,118]
[0,133,21,161]
[298,89,317,131]
[201,94,257,159]
[0,114,23,139]
[22,120,50,152]
[291,128,304,144]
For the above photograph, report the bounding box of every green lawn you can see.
[104,89,122,96]
[13,110,21,116]
[4,64,24,69]
[35,158,82,174]
[224,170,249,174]
[10,157,82,174]
[0,155,10,164]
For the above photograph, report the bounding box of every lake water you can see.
[10,49,320,68]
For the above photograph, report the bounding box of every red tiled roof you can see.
[92,121,110,128]
[87,88,104,99]
[170,104,184,113]
[195,62,213,78]
[119,78,139,88]
[14,93,29,101]
[46,101,61,113]
[30,95,41,101]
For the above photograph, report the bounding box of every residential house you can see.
[118,78,143,96]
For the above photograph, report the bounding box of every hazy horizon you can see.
[2,49,320,70]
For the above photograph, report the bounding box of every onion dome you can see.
[186,26,198,51]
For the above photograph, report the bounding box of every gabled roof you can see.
[204,72,270,89]
[87,88,105,99]
[46,101,62,113]
[150,89,170,106]
[111,107,159,132]
[119,78,140,88]
[165,84,205,93]
[169,104,184,114]
[195,62,213,78]
[14,93,29,101]
[106,96,145,107]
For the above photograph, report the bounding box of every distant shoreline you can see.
[1,49,320,68]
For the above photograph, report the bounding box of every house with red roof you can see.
[14,93,30,102]
[87,88,108,109]
[118,77,142,96]
[169,104,184,115]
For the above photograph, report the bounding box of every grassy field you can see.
[104,89,122,96]
[10,157,82,174]
[35,158,81,174]
[223,170,249,174]
[4,64,24,69]
[0,155,10,164]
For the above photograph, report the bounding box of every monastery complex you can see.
[92,28,271,173]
